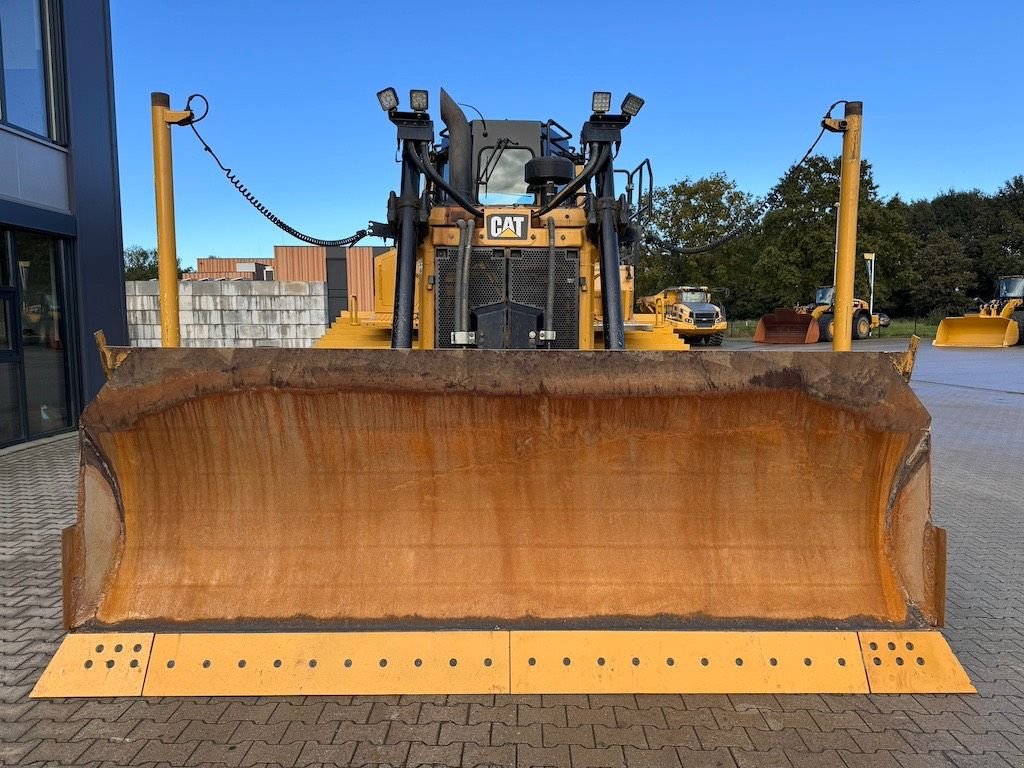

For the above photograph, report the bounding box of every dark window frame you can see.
[0,0,67,144]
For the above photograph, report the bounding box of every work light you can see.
[409,89,429,112]
[621,93,645,117]
[376,87,399,112]
[591,91,612,114]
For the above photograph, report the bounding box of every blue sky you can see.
[111,1,1023,266]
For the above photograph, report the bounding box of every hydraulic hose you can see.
[454,220,467,335]
[408,142,484,218]
[461,219,474,335]
[545,217,557,348]
[532,143,609,218]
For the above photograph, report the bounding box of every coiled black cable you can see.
[646,100,848,255]
[183,94,367,248]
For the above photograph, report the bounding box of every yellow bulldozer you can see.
[638,285,729,345]
[34,91,972,698]
[755,285,882,344]
[934,275,1024,347]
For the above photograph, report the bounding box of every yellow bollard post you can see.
[150,93,193,348]
[823,102,863,352]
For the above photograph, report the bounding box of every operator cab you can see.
[997,276,1024,299]
[815,286,835,306]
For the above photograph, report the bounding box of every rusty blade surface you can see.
[63,348,941,631]
[754,310,820,344]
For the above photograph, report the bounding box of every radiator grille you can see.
[435,247,579,349]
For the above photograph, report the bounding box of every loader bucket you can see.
[753,309,820,344]
[64,347,944,633]
[933,315,1020,347]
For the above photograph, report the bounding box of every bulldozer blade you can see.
[754,309,820,344]
[63,348,945,633]
[933,315,1021,347]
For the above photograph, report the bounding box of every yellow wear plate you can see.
[860,631,975,694]
[31,633,153,698]
[510,631,868,694]
[31,630,972,697]
[142,631,509,697]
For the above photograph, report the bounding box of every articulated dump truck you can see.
[35,90,973,698]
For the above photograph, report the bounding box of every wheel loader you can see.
[638,285,728,345]
[34,91,972,697]
[755,285,881,344]
[934,275,1024,347]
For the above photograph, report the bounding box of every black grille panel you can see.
[694,312,716,328]
[435,247,579,349]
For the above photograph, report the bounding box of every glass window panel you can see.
[0,361,24,444]
[15,231,69,435]
[1,231,10,285]
[1,294,12,350]
[0,0,50,136]
[478,147,535,205]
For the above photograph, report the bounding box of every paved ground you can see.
[2,343,1023,768]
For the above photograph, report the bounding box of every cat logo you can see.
[486,213,528,240]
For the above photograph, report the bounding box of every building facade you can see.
[0,0,124,447]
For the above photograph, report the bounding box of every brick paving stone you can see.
[850,731,914,753]
[623,745,683,768]
[408,741,463,767]
[859,712,922,733]
[463,743,516,767]
[385,720,440,745]
[239,740,302,766]
[839,752,904,767]
[811,711,871,732]
[786,750,847,767]
[747,728,807,752]
[333,721,388,745]
[616,707,668,728]
[439,721,490,746]
[894,754,959,768]
[594,723,647,748]
[517,743,571,768]
[636,696,687,711]
[542,723,595,747]
[170,701,231,723]
[121,701,181,723]
[569,705,618,727]
[367,701,420,724]
[470,703,517,725]
[947,755,1019,768]
[491,722,542,747]
[677,746,740,767]
[519,703,568,726]
[696,727,755,751]
[898,729,969,754]
[664,709,718,730]
[350,740,409,767]
[570,744,626,768]
[220,702,279,724]
[268,702,324,723]
[18,738,90,764]
[295,740,357,766]
[318,702,373,724]
[130,739,198,764]
[127,719,189,742]
[0,741,40,766]
[76,737,146,764]
[280,719,337,744]
[229,719,289,744]
[67,701,134,722]
[419,702,469,724]
[448,694,495,705]
[644,725,700,749]
[0,719,34,740]
[71,718,137,741]
[955,733,1021,754]
[761,708,815,733]
[184,740,250,766]
[179,719,240,742]
[730,748,794,767]
[712,709,769,731]
[797,728,862,753]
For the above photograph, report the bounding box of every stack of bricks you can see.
[125,280,328,348]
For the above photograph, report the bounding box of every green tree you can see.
[910,232,976,318]
[123,246,193,280]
